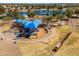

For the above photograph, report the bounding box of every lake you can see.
[20,10,65,16]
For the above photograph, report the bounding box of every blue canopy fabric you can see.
[33,19,42,28]
[15,19,42,29]
[26,23,36,29]
[26,19,42,29]
[15,19,31,25]
[15,19,24,23]
[24,20,32,28]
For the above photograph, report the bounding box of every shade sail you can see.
[33,19,42,28]
[24,20,32,28]
[15,19,31,25]
[26,19,42,29]
[15,19,42,29]
[26,23,36,29]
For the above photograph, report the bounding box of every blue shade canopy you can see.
[26,23,36,29]
[26,19,42,29]
[33,19,42,28]
[15,19,31,25]
[21,20,31,26]
[15,19,42,29]
[24,20,32,28]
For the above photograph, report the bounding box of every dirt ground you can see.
[0,24,22,56]
[17,27,56,56]
[0,32,22,56]
[0,25,47,56]
[37,27,47,38]
[0,40,22,56]
[30,27,47,40]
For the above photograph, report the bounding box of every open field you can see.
[54,32,79,56]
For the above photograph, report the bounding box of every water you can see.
[20,10,64,16]
[20,12,29,16]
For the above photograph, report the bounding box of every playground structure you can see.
[12,19,44,38]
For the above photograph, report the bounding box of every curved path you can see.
[16,27,57,55]
[17,27,56,44]
[0,27,56,56]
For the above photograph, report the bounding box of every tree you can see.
[65,8,73,19]
[0,6,5,15]
[55,14,65,25]
[75,8,79,18]
[55,5,65,25]
[7,9,25,19]
[65,8,73,25]
[28,12,36,18]
[55,5,66,25]
[46,16,53,25]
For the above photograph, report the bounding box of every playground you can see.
[0,18,49,55]
[0,15,79,56]
[0,13,79,56]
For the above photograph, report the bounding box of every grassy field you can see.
[54,32,79,56]
[54,26,79,56]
